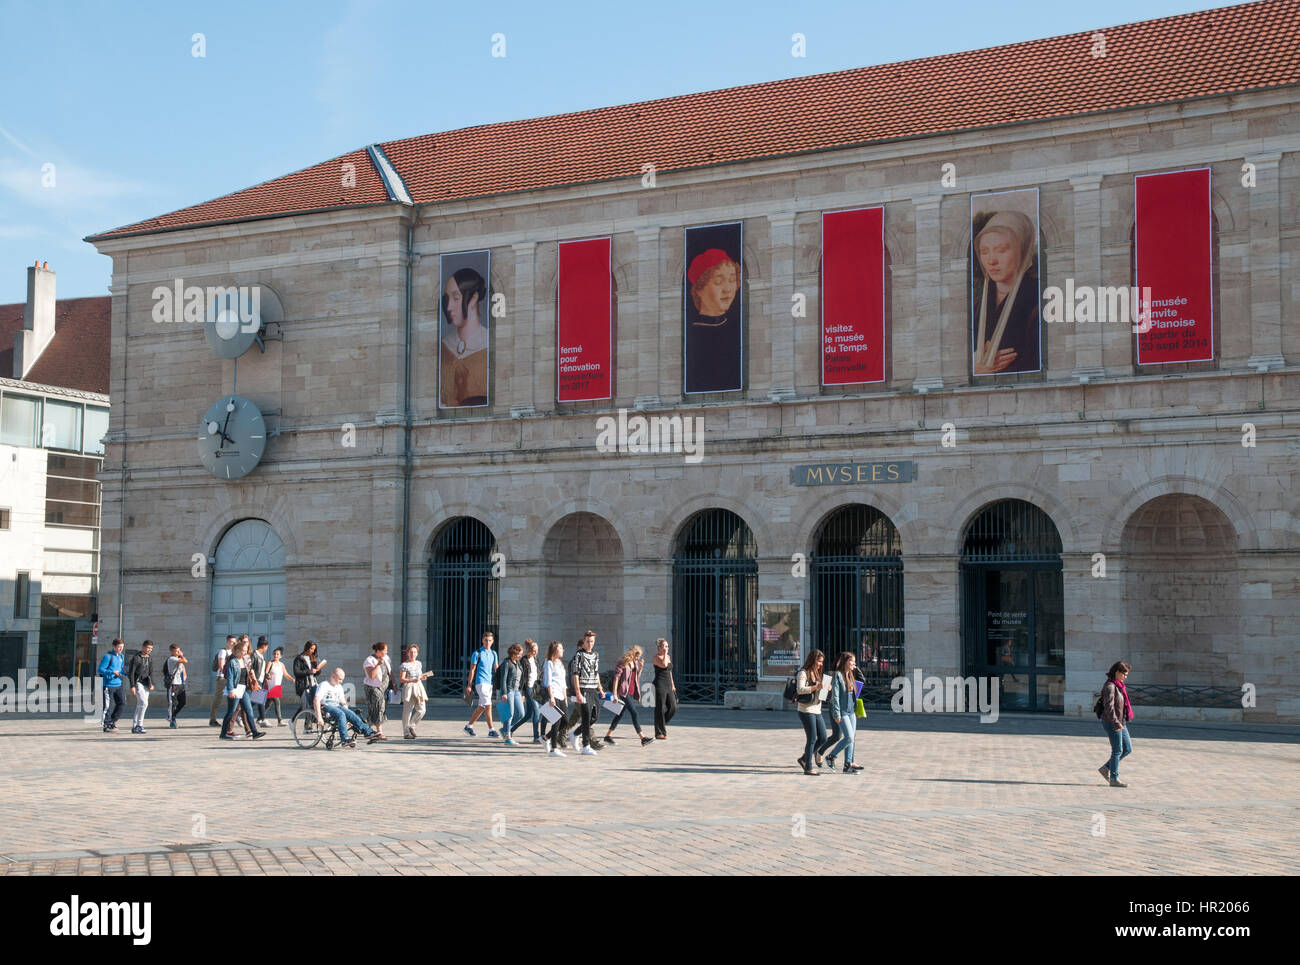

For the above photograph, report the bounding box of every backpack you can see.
[490,656,504,692]
[783,675,800,704]
[1092,687,1106,718]
[211,650,224,673]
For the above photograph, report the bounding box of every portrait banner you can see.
[758,600,803,681]
[556,237,613,402]
[683,221,743,394]
[970,188,1041,377]
[1134,168,1214,365]
[821,206,886,385]
[438,250,491,409]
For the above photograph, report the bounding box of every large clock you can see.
[198,395,266,480]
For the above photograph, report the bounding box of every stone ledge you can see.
[724,690,788,711]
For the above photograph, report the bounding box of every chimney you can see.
[14,261,56,379]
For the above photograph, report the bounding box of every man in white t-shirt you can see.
[209,635,235,726]
[314,669,384,747]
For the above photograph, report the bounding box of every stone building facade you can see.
[88,4,1300,719]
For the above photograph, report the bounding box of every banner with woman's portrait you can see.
[758,600,803,681]
[970,189,1041,376]
[438,249,491,409]
[683,221,743,394]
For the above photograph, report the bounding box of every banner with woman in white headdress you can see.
[970,189,1041,376]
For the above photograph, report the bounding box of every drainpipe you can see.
[400,213,416,653]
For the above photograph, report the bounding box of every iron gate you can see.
[959,499,1064,713]
[810,505,904,706]
[427,517,499,697]
[671,509,758,703]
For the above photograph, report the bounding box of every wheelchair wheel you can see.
[291,709,324,749]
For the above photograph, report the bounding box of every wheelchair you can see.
[291,706,364,750]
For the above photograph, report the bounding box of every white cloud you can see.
[0,156,150,210]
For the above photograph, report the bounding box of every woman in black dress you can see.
[652,637,678,739]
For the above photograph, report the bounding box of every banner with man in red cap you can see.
[683,222,744,394]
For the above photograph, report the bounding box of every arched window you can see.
[810,504,903,700]
[210,519,286,674]
[670,509,757,702]
[959,499,1063,712]
[427,517,499,695]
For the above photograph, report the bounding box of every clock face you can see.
[197,395,266,480]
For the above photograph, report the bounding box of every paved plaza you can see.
[0,705,1296,875]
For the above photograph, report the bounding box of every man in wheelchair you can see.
[314,668,386,747]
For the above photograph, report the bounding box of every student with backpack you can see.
[209,635,235,726]
[98,638,127,733]
[164,644,188,728]
[463,631,500,737]
[792,649,827,776]
[126,640,156,734]
[1096,661,1134,787]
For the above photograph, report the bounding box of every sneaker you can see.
[251,731,265,740]
[219,734,235,741]
[532,737,542,744]
[1109,778,1127,788]
[367,734,385,744]
[278,720,287,726]
[463,725,475,737]
[1098,765,1111,783]
[504,738,516,746]
[581,745,598,756]
[342,741,357,748]
[602,735,615,746]
[640,736,654,746]
[131,726,142,734]
[209,720,220,727]
[842,764,859,774]
[404,730,415,740]
[548,748,565,757]
[169,720,177,729]
[568,733,579,751]
[409,727,418,738]
[487,730,500,738]
[826,756,836,768]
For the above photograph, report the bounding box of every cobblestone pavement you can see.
[1,705,1296,875]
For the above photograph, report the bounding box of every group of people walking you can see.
[460,630,679,755]
[99,631,1136,784]
[96,637,192,733]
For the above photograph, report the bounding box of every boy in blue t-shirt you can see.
[463,632,500,738]
[97,638,127,732]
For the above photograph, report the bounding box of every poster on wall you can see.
[1134,168,1214,365]
[556,237,613,402]
[438,249,491,409]
[821,206,886,385]
[683,221,743,394]
[970,188,1041,376]
[758,599,803,681]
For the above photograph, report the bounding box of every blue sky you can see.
[0,0,1219,304]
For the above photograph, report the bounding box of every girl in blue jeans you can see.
[500,643,526,746]
[827,652,864,773]
[1098,661,1134,787]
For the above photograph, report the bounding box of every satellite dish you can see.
[203,285,284,358]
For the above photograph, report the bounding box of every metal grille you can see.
[671,510,758,703]
[811,505,904,705]
[961,498,1063,563]
[1125,684,1242,708]
[960,499,1064,713]
[427,517,499,696]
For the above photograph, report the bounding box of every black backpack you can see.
[1092,682,1109,718]
[783,675,800,704]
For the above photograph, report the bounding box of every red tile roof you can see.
[90,0,1300,240]
[0,295,112,395]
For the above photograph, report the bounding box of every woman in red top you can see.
[603,646,653,747]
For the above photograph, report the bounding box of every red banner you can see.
[1134,169,1213,364]
[557,237,612,402]
[821,207,885,385]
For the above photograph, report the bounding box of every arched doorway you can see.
[541,512,623,659]
[427,517,499,695]
[1121,494,1240,704]
[960,499,1064,712]
[210,519,286,670]
[810,504,903,701]
[671,509,758,703]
